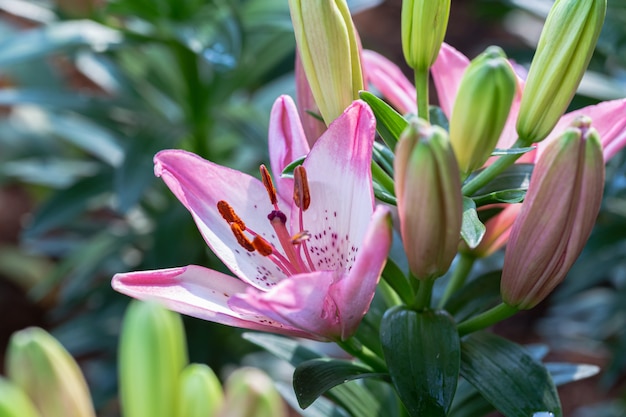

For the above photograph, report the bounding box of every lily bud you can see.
[5,327,96,417]
[394,119,463,279]
[449,46,517,176]
[119,300,188,417]
[288,0,364,125]
[516,0,606,144]
[218,368,287,417]
[502,117,604,309]
[177,364,224,417]
[401,0,450,71]
[0,377,42,417]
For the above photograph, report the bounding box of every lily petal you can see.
[363,49,417,115]
[112,265,313,338]
[331,205,392,339]
[268,95,311,202]
[154,150,290,289]
[230,206,392,341]
[538,98,626,162]
[301,100,376,271]
[431,43,470,117]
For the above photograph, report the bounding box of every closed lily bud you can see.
[218,368,287,417]
[5,327,96,417]
[401,0,450,71]
[119,300,188,417]
[394,119,463,279]
[516,0,606,144]
[0,377,42,417]
[177,364,224,417]
[449,46,517,176]
[502,117,604,309]
[288,0,364,125]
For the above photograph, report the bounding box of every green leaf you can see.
[281,156,306,178]
[359,91,408,151]
[443,271,502,322]
[472,189,527,206]
[467,163,533,200]
[0,21,122,67]
[429,106,449,131]
[293,358,383,409]
[381,307,460,417]
[381,259,413,305]
[461,197,486,249]
[275,382,350,417]
[326,381,386,417]
[460,332,562,417]
[242,333,321,366]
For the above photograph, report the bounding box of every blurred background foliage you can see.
[0,0,624,416]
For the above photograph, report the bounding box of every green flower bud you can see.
[119,300,188,417]
[449,46,517,176]
[502,116,604,309]
[288,0,364,125]
[0,377,42,417]
[401,0,450,71]
[218,368,287,417]
[177,364,224,417]
[516,0,606,144]
[5,327,95,417]
[394,119,463,280]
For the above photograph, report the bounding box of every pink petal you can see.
[431,43,470,117]
[362,49,417,115]
[154,150,290,289]
[229,270,339,341]
[112,265,314,338]
[268,95,311,202]
[537,98,626,162]
[331,205,392,339]
[300,100,376,271]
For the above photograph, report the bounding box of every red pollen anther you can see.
[268,210,287,223]
[260,165,278,206]
[252,236,274,256]
[293,166,311,210]
[217,200,246,229]
[230,223,255,252]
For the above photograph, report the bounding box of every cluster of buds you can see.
[0,301,287,417]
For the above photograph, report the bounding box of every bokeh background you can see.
[0,0,624,415]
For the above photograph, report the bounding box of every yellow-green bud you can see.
[177,364,224,417]
[449,46,517,176]
[0,377,42,417]
[218,368,287,417]
[394,119,463,280]
[119,300,188,417]
[516,0,606,144]
[288,0,364,125]
[5,327,96,417]
[401,0,450,71]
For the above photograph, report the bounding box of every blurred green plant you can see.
[0,0,296,411]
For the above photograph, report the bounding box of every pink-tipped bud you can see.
[394,118,463,279]
[501,116,604,309]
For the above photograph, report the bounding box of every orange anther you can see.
[230,223,254,252]
[252,236,274,256]
[293,166,311,210]
[217,200,246,229]
[260,165,278,205]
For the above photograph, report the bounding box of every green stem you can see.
[336,338,387,373]
[457,303,518,336]
[412,277,434,310]
[414,68,430,121]
[371,161,396,194]
[379,279,403,307]
[462,138,525,196]
[438,253,476,308]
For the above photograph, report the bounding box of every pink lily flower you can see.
[364,43,626,256]
[112,98,393,341]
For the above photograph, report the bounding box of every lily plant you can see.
[113,98,392,342]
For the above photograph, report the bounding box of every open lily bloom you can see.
[112,99,392,341]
